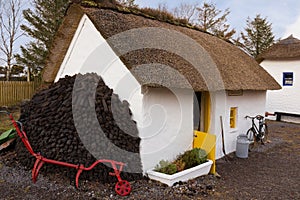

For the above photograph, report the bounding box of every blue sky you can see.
[135,0,300,39]
[2,0,300,66]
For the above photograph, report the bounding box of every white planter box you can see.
[147,159,213,186]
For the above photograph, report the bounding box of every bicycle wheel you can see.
[246,128,255,151]
[260,123,269,144]
[246,128,255,142]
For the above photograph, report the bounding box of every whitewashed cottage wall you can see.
[209,90,267,159]
[261,60,300,120]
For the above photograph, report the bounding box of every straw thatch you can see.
[42,5,84,84]
[257,35,300,63]
[43,3,281,91]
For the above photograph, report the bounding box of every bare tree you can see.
[0,0,24,81]
[172,3,198,23]
[196,2,235,40]
[157,2,168,12]
[116,0,137,7]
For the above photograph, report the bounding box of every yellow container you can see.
[193,131,216,174]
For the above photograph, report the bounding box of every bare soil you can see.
[0,120,299,200]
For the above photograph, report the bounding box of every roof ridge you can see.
[43,1,281,91]
[80,1,201,30]
[278,34,300,45]
[79,0,233,44]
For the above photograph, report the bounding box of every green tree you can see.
[196,2,235,40]
[15,0,70,80]
[0,65,24,77]
[235,14,275,58]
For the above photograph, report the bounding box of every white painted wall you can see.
[261,59,300,116]
[140,89,266,169]
[141,87,194,171]
[54,15,195,173]
[209,90,267,159]
[209,91,226,159]
[55,15,143,124]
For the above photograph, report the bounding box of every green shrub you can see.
[154,148,208,175]
[197,148,208,163]
[178,148,208,169]
[154,160,177,175]
[177,148,207,169]
[174,158,186,172]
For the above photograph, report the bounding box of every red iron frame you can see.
[2,112,131,196]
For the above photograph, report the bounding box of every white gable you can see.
[55,14,143,124]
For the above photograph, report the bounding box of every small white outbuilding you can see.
[258,35,300,123]
[43,3,281,173]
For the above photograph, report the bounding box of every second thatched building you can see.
[258,35,300,123]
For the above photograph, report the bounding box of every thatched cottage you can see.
[43,3,280,172]
[258,35,300,123]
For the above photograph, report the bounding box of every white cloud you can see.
[283,15,300,39]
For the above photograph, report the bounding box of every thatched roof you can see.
[257,35,300,63]
[43,3,281,91]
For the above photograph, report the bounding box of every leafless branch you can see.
[172,3,198,23]
[0,0,24,80]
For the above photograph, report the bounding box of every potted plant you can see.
[147,148,213,186]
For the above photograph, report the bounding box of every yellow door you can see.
[193,92,216,174]
[193,131,216,174]
[203,92,211,133]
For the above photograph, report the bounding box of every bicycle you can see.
[245,115,269,149]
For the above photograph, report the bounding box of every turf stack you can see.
[16,73,143,183]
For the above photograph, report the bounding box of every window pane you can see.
[230,107,237,128]
[283,72,293,86]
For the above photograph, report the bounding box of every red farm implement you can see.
[0,111,131,196]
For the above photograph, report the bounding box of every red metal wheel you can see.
[115,180,131,196]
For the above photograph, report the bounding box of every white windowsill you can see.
[229,128,238,133]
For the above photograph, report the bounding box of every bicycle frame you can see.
[250,118,263,136]
[246,115,266,142]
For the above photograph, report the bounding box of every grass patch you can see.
[0,107,20,133]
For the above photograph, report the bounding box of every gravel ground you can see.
[0,120,299,200]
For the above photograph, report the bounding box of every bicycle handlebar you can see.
[245,115,264,120]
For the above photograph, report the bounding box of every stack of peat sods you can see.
[16,73,143,183]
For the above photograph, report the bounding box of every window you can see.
[283,72,293,86]
[230,107,237,129]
